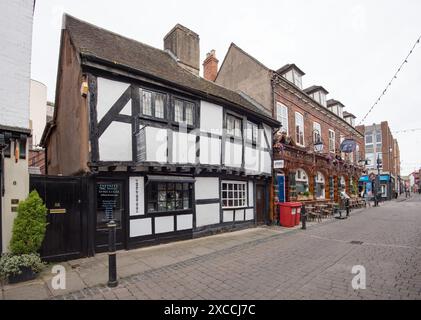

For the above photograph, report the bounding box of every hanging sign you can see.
[274,160,284,169]
[340,139,357,153]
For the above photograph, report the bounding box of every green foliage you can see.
[0,253,45,279]
[9,190,48,255]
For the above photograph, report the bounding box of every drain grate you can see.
[350,240,364,245]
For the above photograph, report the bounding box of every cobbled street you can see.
[3,196,420,300]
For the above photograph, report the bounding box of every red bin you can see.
[278,202,303,227]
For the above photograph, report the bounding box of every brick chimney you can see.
[164,24,200,75]
[203,50,219,82]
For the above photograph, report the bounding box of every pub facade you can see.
[40,15,278,257]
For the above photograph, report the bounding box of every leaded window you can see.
[147,182,193,213]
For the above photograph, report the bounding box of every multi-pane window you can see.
[365,132,373,145]
[313,122,321,143]
[147,182,192,213]
[296,169,309,193]
[276,102,288,134]
[329,129,335,153]
[173,99,195,126]
[141,89,166,119]
[226,114,242,138]
[221,181,247,208]
[295,112,304,146]
[246,121,258,145]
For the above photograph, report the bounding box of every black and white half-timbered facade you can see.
[41,15,279,256]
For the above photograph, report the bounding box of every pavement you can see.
[1,195,420,300]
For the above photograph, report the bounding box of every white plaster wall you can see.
[0,0,33,129]
[172,131,196,164]
[224,141,242,167]
[130,218,152,237]
[235,210,245,221]
[196,203,220,227]
[248,181,254,206]
[29,80,47,148]
[1,141,29,252]
[195,177,219,200]
[155,216,174,234]
[96,77,130,121]
[98,122,132,161]
[199,137,221,165]
[244,146,259,172]
[200,101,223,135]
[223,210,234,222]
[129,176,144,216]
[145,126,167,162]
[245,208,254,220]
[177,214,193,230]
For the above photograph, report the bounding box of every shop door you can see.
[95,180,127,252]
[277,175,285,202]
[256,184,266,224]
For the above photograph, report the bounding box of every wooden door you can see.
[256,184,266,224]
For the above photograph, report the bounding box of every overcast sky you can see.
[31,0,421,175]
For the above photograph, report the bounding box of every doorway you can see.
[256,184,266,224]
[95,179,127,252]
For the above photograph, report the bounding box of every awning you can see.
[380,175,390,182]
[359,175,369,182]
[145,175,196,185]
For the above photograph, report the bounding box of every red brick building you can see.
[212,44,365,221]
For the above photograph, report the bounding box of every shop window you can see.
[221,181,247,208]
[315,172,325,199]
[296,169,309,194]
[147,182,193,213]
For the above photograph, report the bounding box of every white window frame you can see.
[295,112,305,147]
[329,129,335,153]
[221,181,247,209]
[313,122,321,143]
[276,102,289,135]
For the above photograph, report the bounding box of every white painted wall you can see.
[224,141,242,167]
[223,210,234,222]
[97,77,131,121]
[245,208,254,220]
[145,126,167,162]
[196,203,220,227]
[244,147,259,172]
[261,150,271,174]
[248,181,254,206]
[98,122,132,161]
[155,216,174,234]
[177,214,193,230]
[129,176,144,216]
[235,209,245,221]
[195,177,219,199]
[29,80,47,148]
[200,101,223,135]
[172,131,196,164]
[0,0,33,130]
[1,141,29,252]
[199,136,221,165]
[130,218,152,237]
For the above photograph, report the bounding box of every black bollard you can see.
[107,220,118,288]
[346,199,350,217]
[301,205,307,230]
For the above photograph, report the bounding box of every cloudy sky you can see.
[31,0,421,175]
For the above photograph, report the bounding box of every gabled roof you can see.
[327,99,345,108]
[304,85,329,95]
[63,14,276,124]
[343,111,356,119]
[276,64,305,76]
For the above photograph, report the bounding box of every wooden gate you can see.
[30,175,89,261]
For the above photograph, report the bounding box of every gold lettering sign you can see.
[49,208,66,214]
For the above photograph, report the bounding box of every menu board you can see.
[97,183,121,222]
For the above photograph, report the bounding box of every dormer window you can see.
[278,64,305,90]
[326,99,345,119]
[304,86,328,107]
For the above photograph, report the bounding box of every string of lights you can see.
[358,34,421,125]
